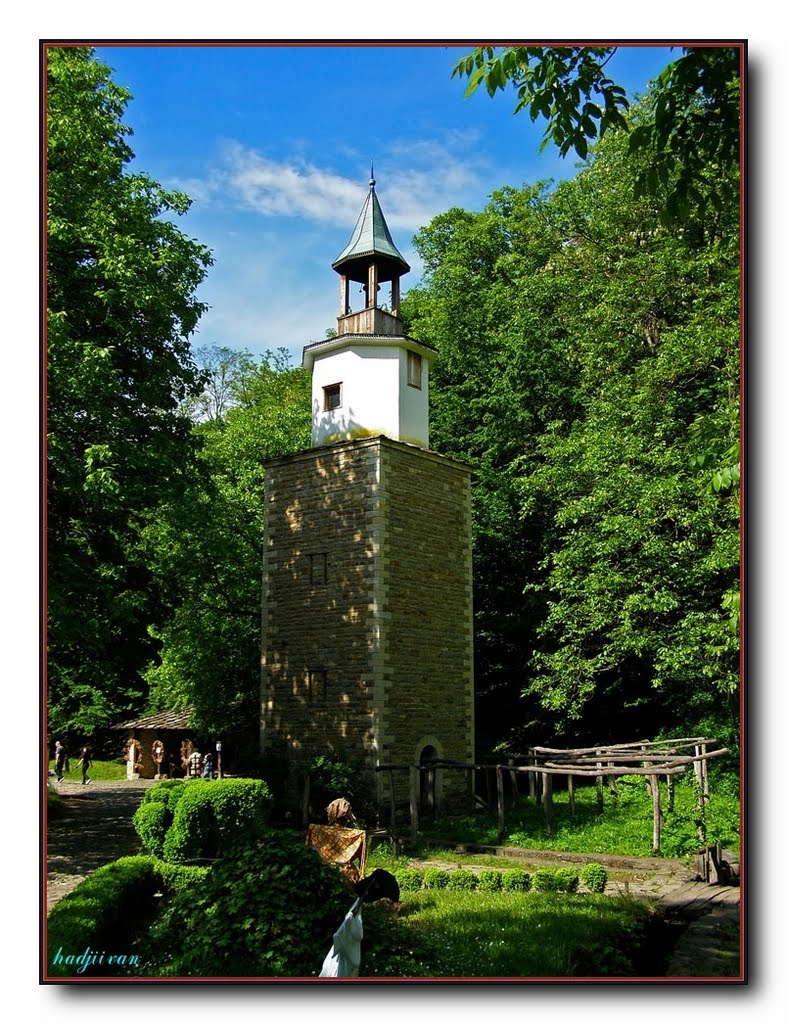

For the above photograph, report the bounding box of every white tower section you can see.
[303,335,435,448]
[302,175,436,450]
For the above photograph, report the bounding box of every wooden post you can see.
[542,771,554,834]
[595,752,604,811]
[409,766,419,844]
[301,773,311,829]
[390,275,401,317]
[694,745,707,844]
[666,774,675,813]
[508,758,519,801]
[496,766,505,840]
[608,767,618,800]
[568,774,575,817]
[387,768,396,829]
[527,749,536,801]
[651,774,661,852]
[428,764,437,820]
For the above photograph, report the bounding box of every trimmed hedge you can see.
[422,868,450,890]
[47,856,163,977]
[478,870,503,892]
[391,866,588,897]
[133,779,187,858]
[395,868,423,891]
[134,778,274,864]
[532,867,580,893]
[133,801,169,858]
[501,869,531,892]
[447,869,478,891]
[580,862,609,894]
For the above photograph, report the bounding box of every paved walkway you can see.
[46,777,156,911]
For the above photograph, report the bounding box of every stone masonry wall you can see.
[260,436,473,811]
[374,441,474,807]
[261,441,380,774]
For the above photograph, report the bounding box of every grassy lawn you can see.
[361,888,655,977]
[48,758,127,782]
[416,772,740,859]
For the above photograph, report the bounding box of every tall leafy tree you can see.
[404,83,740,747]
[453,44,742,224]
[402,185,581,749]
[519,127,740,741]
[142,351,311,734]
[46,47,213,738]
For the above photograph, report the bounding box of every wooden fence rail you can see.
[373,737,729,852]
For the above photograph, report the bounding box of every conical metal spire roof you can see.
[332,176,410,283]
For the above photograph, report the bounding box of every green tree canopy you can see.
[403,87,740,747]
[453,44,742,224]
[142,350,311,734]
[46,47,213,738]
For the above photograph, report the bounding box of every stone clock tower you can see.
[260,177,474,813]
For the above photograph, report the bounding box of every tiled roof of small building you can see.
[111,707,194,731]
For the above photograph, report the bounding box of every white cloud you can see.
[189,135,491,236]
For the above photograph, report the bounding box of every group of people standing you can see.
[187,749,215,779]
[53,740,92,785]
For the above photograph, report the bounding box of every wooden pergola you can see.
[375,737,728,852]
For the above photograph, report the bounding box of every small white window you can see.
[407,351,423,389]
[323,382,342,411]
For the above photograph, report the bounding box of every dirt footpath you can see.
[46,778,157,911]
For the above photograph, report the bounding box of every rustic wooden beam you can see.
[531,737,716,756]
[542,771,554,834]
[301,773,311,829]
[651,774,662,852]
[568,774,575,817]
[496,766,505,840]
[387,767,396,829]
[409,766,419,844]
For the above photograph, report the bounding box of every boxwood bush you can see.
[133,779,186,857]
[447,869,478,891]
[501,869,531,892]
[133,801,169,858]
[554,867,580,893]
[478,870,503,892]
[532,869,561,892]
[422,867,450,890]
[580,862,609,893]
[532,867,580,893]
[394,868,424,891]
[158,779,273,864]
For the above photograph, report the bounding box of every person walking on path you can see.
[54,741,67,782]
[77,746,92,785]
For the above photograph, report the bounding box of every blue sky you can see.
[95,43,677,364]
